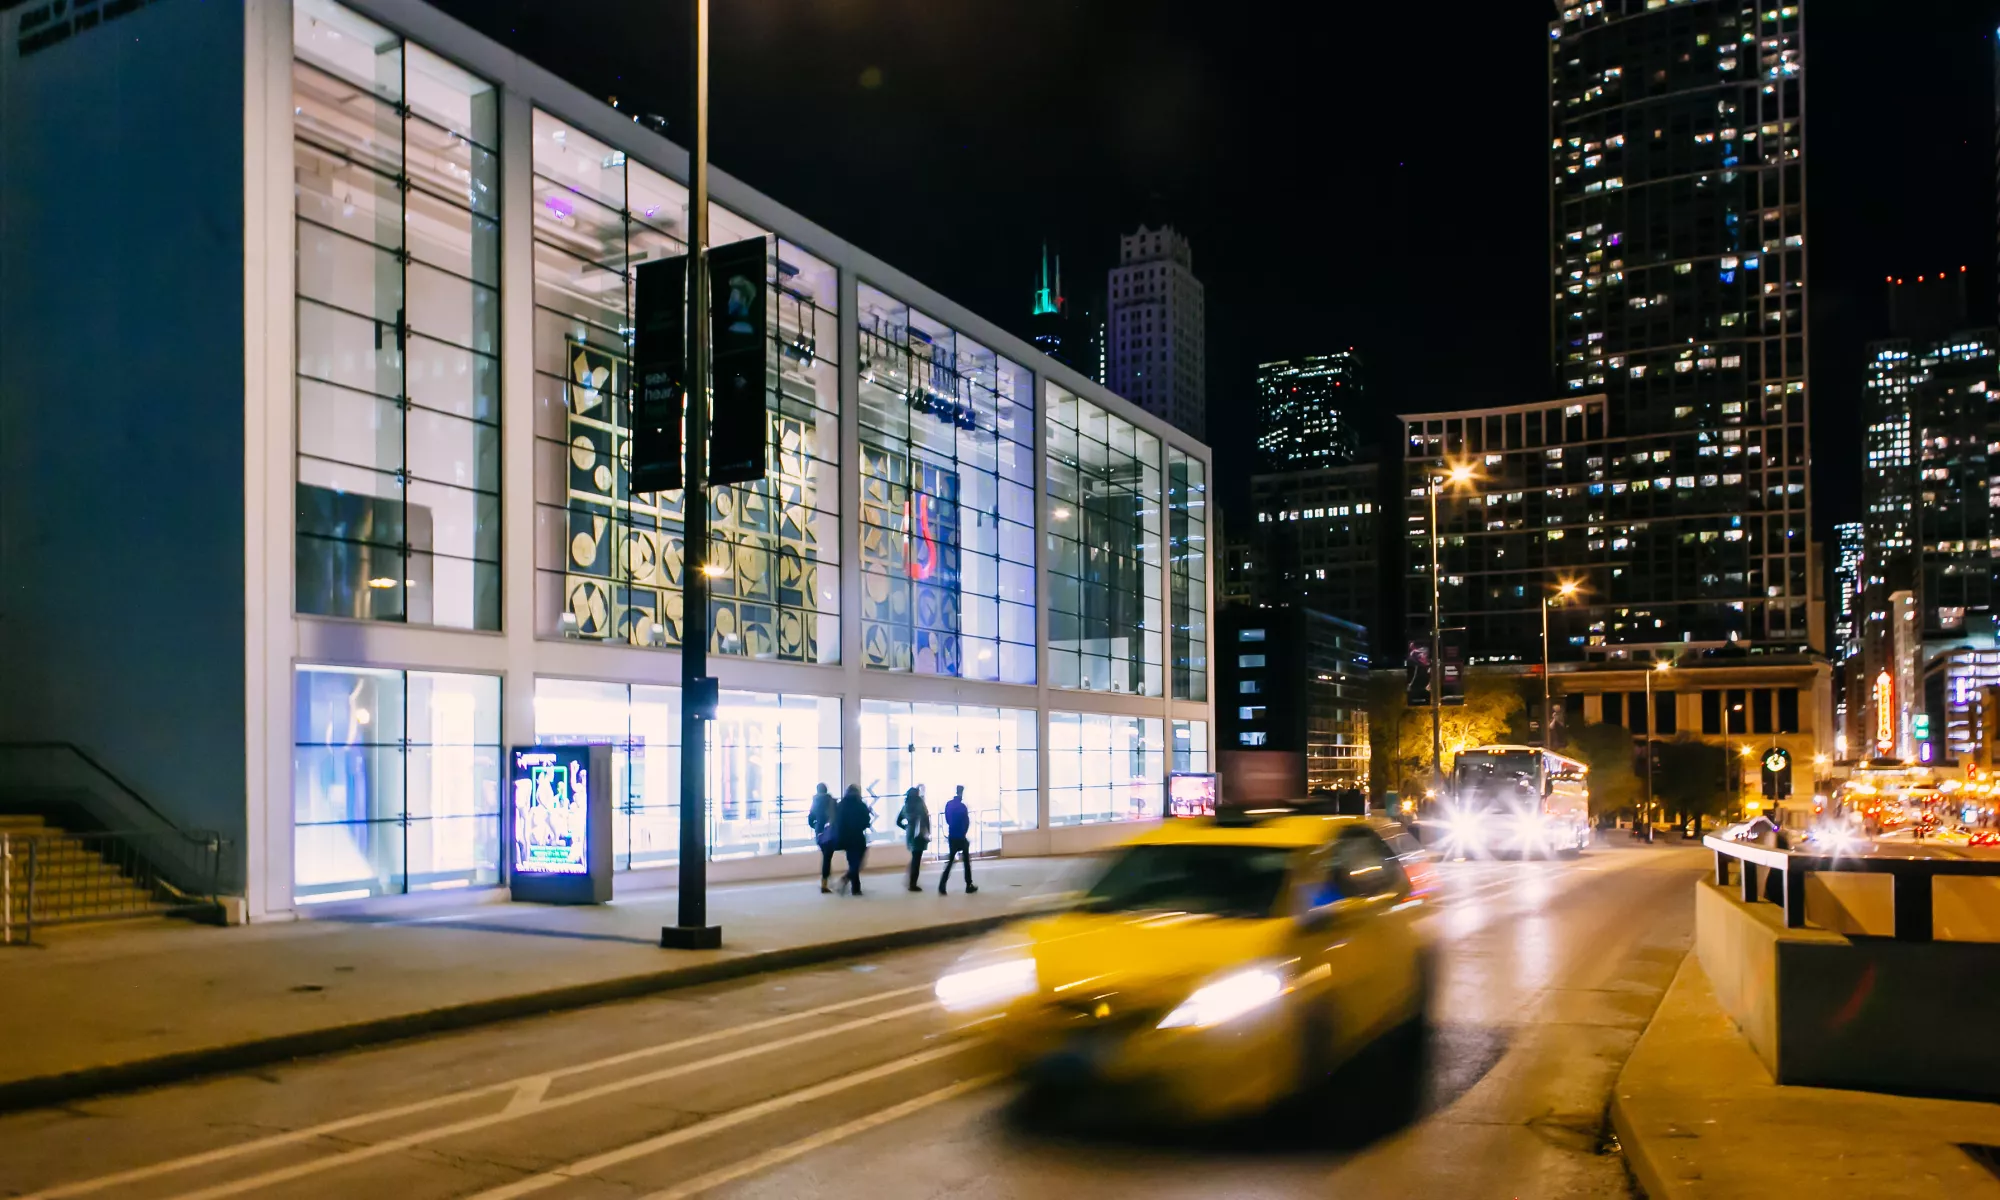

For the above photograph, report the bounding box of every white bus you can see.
[1442,745,1593,857]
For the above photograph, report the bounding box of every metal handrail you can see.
[1705,834,2000,942]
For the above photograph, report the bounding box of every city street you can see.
[0,842,1704,1200]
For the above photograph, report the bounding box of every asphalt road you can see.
[0,841,1704,1200]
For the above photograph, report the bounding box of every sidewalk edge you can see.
[0,909,1037,1115]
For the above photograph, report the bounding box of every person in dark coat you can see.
[896,786,932,893]
[835,785,873,896]
[937,785,977,895]
[806,783,837,893]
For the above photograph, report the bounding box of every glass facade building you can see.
[0,0,1214,915]
[1548,0,1815,654]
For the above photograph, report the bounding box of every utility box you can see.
[508,745,613,904]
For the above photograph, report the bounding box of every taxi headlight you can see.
[935,957,1038,1012]
[1157,965,1285,1030]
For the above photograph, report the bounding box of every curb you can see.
[1611,1087,1676,1200]
[0,908,1041,1115]
[1608,950,1700,1200]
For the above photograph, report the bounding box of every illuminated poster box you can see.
[1166,772,1218,818]
[509,744,613,904]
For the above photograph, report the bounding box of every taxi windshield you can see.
[1079,844,1299,919]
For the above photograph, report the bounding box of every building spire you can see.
[1032,241,1058,316]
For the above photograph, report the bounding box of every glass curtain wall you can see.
[533,679,839,867]
[1168,447,1208,701]
[1047,712,1165,826]
[530,110,841,662]
[857,700,1038,853]
[1045,385,1162,695]
[294,666,501,902]
[856,285,1037,683]
[1171,718,1210,774]
[293,0,501,630]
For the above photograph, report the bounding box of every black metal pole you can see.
[666,0,720,949]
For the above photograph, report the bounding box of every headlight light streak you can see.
[934,957,1038,1012]
[1157,965,1287,1030]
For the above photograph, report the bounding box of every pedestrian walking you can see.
[937,785,977,895]
[806,783,837,893]
[835,784,873,896]
[896,786,931,893]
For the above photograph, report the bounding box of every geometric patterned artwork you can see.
[563,336,827,663]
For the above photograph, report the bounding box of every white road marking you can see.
[147,1001,941,1200]
[23,984,931,1200]
[462,1043,974,1200]
[635,1074,999,1200]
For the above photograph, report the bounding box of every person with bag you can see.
[835,784,874,896]
[937,785,977,895]
[896,786,931,893]
[806,783,837,893]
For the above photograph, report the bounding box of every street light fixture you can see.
[1541,579,1582,747]
[1643,658,1670,844]
[1426,459,1477,811]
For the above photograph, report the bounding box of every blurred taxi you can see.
[935,805,1436,1121]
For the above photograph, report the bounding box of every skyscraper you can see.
[1546,0,1815,654]
[1257,353,1364,470]
[1833,519,1863,753]
[1858,273,2000,758]
[1106,225,1206,439]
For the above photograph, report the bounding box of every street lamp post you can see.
[665,0,722,950]
[1541,580,1580,747]
[1428,473,1444,809]
[1427,463,1473,811]
[1645,659,1670,844]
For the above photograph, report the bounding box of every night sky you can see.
[431,0,2000,544]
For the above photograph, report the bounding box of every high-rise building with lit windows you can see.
[1107,225,1206,439]
[1257,353,1364,471]
[1832,519,1863,750]
[1858,303,2000,757]
[1548,0,1816,654]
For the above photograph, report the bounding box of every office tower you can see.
[1257,353,1364,470]
[1858,272,2000,760]
[1403,396,1612,664]
[1106,225,1206,438]
[1243,463,1380,633]
[1546,1,1815,654]
[1218,605,1372,791]
[1833,519,1863,753]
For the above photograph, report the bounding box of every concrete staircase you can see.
[2,814,165,924]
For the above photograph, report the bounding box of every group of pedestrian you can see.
[805,782,976,897]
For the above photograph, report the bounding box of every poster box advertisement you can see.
[509,744,613,903]
[1166,772,1218,818]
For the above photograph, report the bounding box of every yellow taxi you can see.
[936,807,1436,1121]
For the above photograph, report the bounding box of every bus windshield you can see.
[1452,750,1542,813]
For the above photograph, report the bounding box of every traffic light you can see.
[706,237,769,485]
[630,255,689,494]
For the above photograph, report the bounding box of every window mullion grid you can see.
[396,47,414,629]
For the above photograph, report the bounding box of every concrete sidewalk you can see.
[0,855,1088,1112]
[1613,953,2000,1198]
